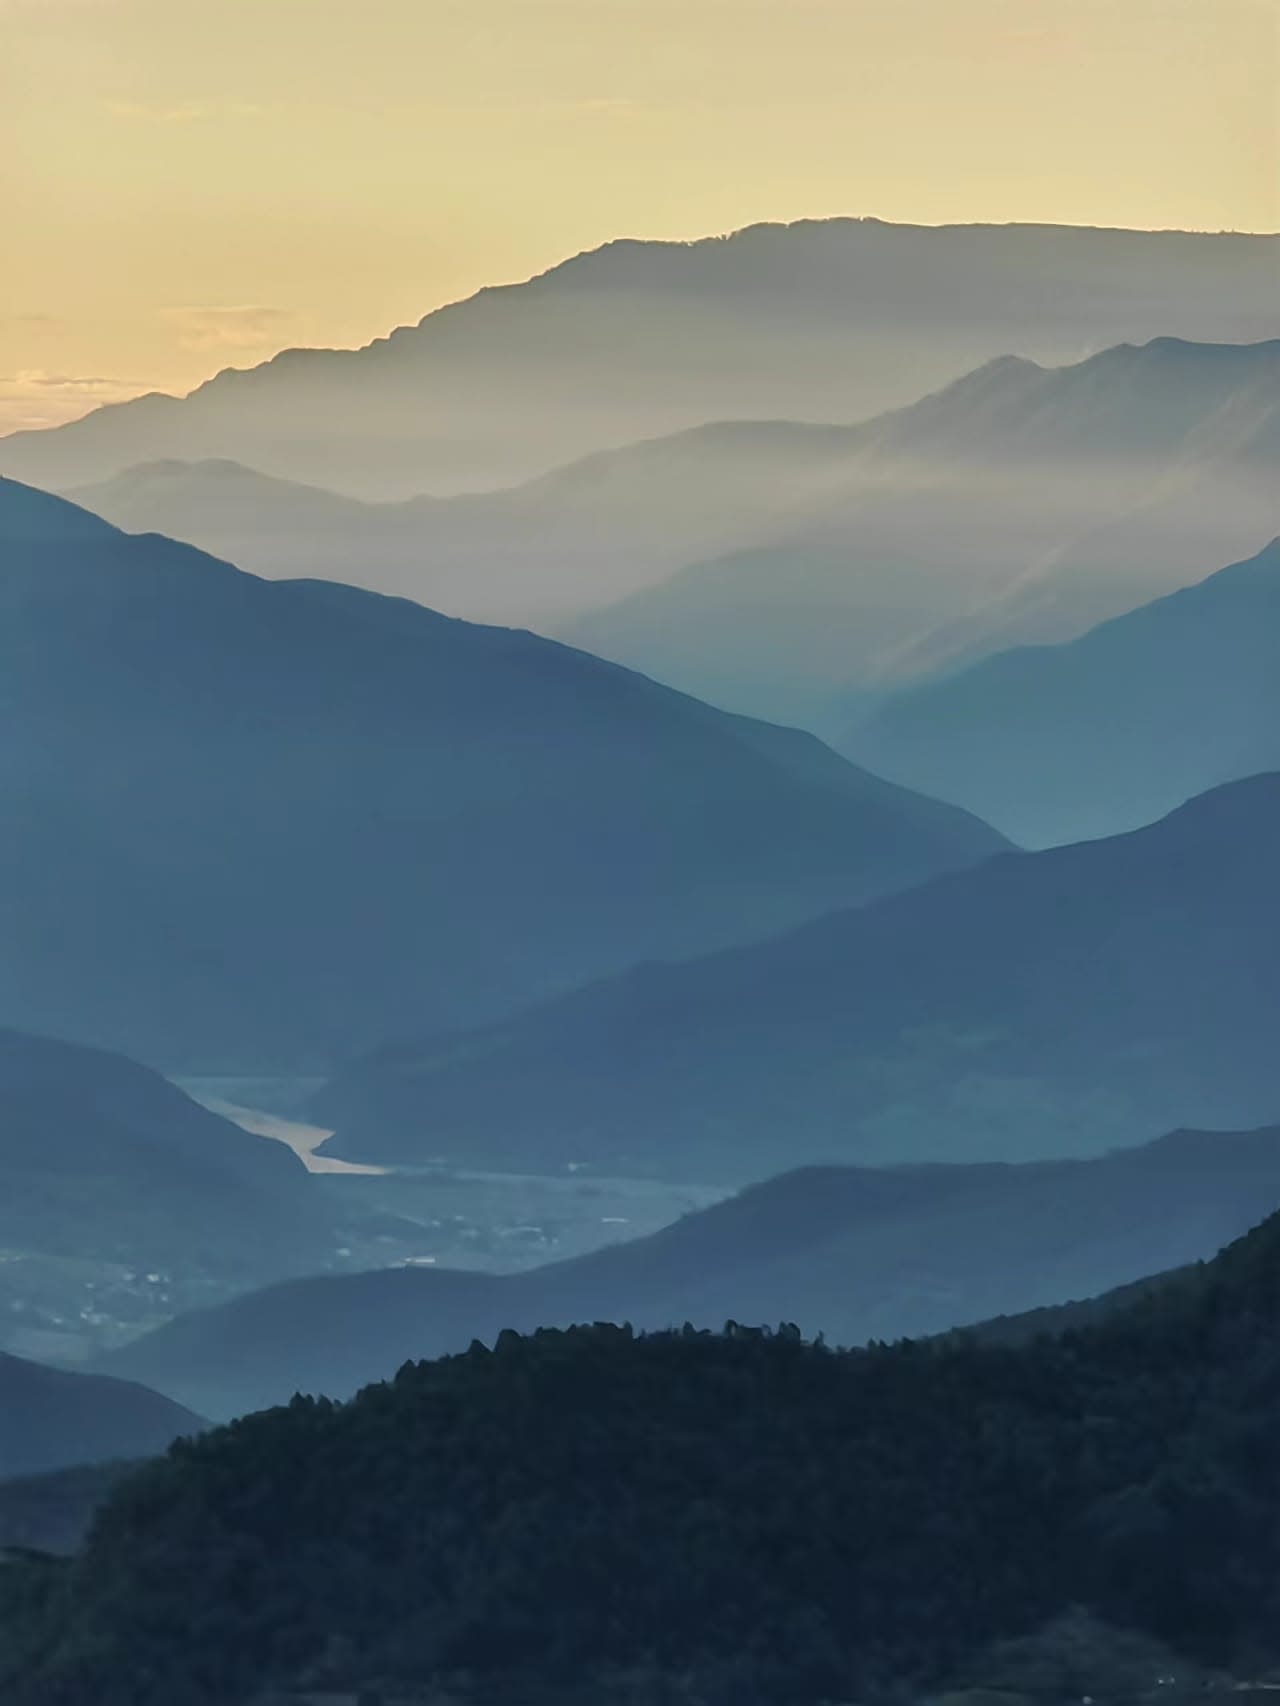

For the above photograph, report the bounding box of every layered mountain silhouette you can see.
[565,338,1280,726]
[845,537,1280,847]
[0,1031,340,1335]
[318,774,1280,1179]
[2,219,1276,498]
[100,1122,1280,1420]
[0,477,1001,1068]
[60,340,1280,723]
[18,1209,1280,1705]
[66,421,859,629]
[0,1351,202,1479]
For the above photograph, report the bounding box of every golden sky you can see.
[2,0,1277,434]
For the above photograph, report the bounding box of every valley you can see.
[188,1078,730,1285]
[1,80,1277,1699]
[2,1067,726,1368]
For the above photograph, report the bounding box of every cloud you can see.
[3,370,135,390]
[161,306,296,352]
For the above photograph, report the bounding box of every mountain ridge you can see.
[0,1351,203,1480]
[1,477,1002,1069]
[100,1120,1280,1420]
[0,1028,367,1362]
[561,336,1280,723]
[316,772,1280,1178]
[56,337,1280,715]
[4,216,1276,498]
[846,536,1280,845]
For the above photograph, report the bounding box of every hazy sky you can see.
[2,0,1277,434]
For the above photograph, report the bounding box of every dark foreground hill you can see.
[319,773,1280,1179]
[850,537,1280,847]
[0,477,1000,1069]
[0,1353,201,1480]
[12,1207,1280,1705]
[101,1122,1280,1418]
[5,218,1275,498]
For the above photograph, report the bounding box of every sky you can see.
[2,0,1277,435]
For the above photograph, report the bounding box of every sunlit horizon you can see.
[3,0,1277,434]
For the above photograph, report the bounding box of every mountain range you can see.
[3,218,1276,499]
[316,773,1280,1180]
[0,476,1001,1069]
[63,424,854,630]
[845,536,1280,847]
[55,338,1280,736]
[563,337,1280,726]
[99,1121,1280,1420]
[4,212,1279,1706]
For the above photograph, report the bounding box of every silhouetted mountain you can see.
[0,477,1002,1069]
[15,1208,1280,1705]
[0,1352,201,1480]
[319,775,1280,1179]
[0,1030,301,1202]
[564,337,1280,726]
[100,1123,1280,1419]
[0,1032,358,1361]
[67,458,398,587]
[845,538,1280,847]
[66,421,858,630]
[3,219,1276,498]
[0,1029,334,1279]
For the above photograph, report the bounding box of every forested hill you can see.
[8,1208,1280,1705]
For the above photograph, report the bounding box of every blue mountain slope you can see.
[317,775,1280,1179]
[0,478,1002,1069]
[846,538,1280,847]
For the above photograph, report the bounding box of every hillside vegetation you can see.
[9,1206,1280,1704]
